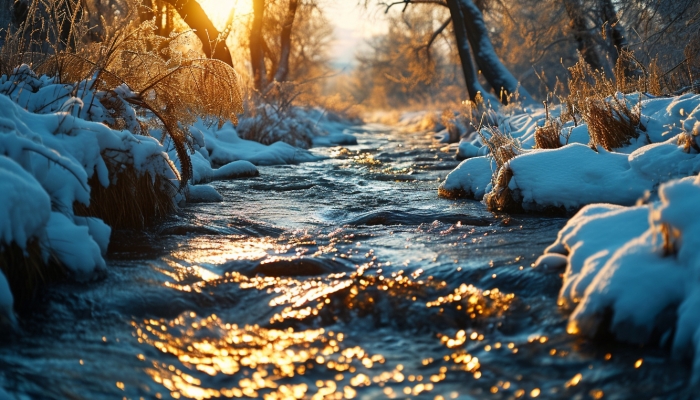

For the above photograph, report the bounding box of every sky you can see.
[321,2,389,69]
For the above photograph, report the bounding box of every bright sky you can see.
[199,0,389,70]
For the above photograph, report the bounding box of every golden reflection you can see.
[426,283,515,319]
[171,237,277,265]
[135,313,397,399]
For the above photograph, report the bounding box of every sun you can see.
[199,0,253,31]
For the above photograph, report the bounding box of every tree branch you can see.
[380,0,447,14]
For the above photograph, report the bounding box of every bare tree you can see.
[444,0,488,101]
[273,0,299,82]
[250,0,267,90]
[382,0,533,104]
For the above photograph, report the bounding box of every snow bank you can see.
[538,175,700,383]
[0,65,183,313]
[441,94,700,213]
[506,144,654,211]
[187,184,224,203]
[0,156,51,249]
[235,104,357,149]
[196,122,322,166]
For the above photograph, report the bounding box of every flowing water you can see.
[0,125,692,399]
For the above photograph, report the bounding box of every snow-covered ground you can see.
[535,175,700,383]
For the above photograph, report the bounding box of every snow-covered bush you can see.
[236,82,357,149]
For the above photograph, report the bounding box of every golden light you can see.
[199,0,253,31]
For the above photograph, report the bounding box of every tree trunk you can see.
[249,0,267,90]
[445,0,490,102]
[273,0,299,82]
[457,0,533,105]
[563,0,607,72]
[599,0,628,63]
[161,0,233,67]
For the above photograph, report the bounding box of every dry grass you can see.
[479,126,522,170]
[659,223,680,257]
[534,121,563,149]
[534,103,563,149]
[561,51,652,152]
[678,131,700,153]
[584,96,644,151]
[0,241,64,306]
[483,166,521,213]
[73,166,177,230]
[477,126,524,213]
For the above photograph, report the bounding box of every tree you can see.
[249,0,267,89]
[273,0,299,82]
[445,0,489,102]
[160,0,233,66]
[455,0,532,104]
[381,0,533,105]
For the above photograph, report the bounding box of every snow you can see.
[507,144,654,212]
[44,212,106,280]
[187,184,224,203]
[439,156,494,200]
[442,93,700,212]
[195,121,322,167]
[538,176,700,383]
[456,140,480,159]
[0,156,51,249]
[213,160,259,181]
[0,65,182,303]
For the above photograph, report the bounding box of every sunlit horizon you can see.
[198,0,389,69]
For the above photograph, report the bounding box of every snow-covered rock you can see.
[187,184,223,203]
[439,156,494,200]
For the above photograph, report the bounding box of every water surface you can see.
[0,125,691,399]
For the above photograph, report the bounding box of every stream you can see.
[0,124,692,399]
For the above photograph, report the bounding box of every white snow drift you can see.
[440,93,700,212]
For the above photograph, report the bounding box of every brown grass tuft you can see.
[659,223,680,257]
[534,118,563,150]
[677,131,700,153]
[73,166,177,230]
[479,126,522,170]
[584,96,644,151]
[483,166,522,213]
[0,240,64,306]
